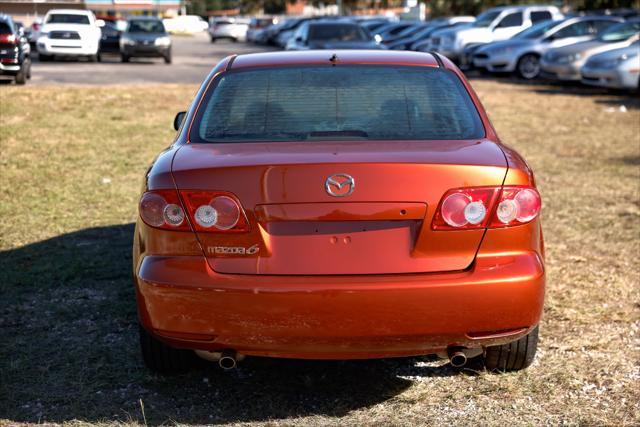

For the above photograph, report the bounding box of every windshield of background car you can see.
[308,24,369,42]
[194,66,484,143]
[128,20,165,33]
[598,21,640,42]
[473,11,501,27]
[514,19,561,39]
[46,14,90,25]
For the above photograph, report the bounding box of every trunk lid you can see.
[172,140,507,275]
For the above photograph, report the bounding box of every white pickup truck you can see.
[37,9,103,61]
[432,5,563,62]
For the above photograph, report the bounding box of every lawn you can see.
[1,80,639,425]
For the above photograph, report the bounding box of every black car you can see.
[99,20,122,56]
[120,17,171,64]
[286,21,384,50]
[0,14,31,84]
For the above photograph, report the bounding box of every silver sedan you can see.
[581,41,640,89]
[472,16,622,79]
[540,19,640,81]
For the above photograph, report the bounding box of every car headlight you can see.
[155,36,171,46]
[120,37,135,46]
[557,53,582,64]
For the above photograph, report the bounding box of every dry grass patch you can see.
[0,81,639,425]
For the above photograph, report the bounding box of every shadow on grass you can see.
[0,224,473,424]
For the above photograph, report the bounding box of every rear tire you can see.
[121,54,130,63]
[484,326,539,372]
[139,324,194,373]
[164,53,172,64]
[517,54,541,80]
[15,63,27,85]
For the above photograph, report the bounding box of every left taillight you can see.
[139,190,190,231]
[0,34,17,45]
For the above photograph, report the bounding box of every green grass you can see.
[0,81,639,425]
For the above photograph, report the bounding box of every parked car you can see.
[433,5,563,62]
[540,18,640,81]
[274,17,319,48]
[99,20,123,56]
[162,15,208,34]
[374,22,419,43]
[134,50,544,374]
[471,16,622,79]
[391,17,474,51]
[246,17,277,43]
[359,18,393,33]
[581,41,640,89]
[37,9,103,62]
[382,22,430,45]
[286,20,383,50]
[0,14,31,84]
[209,17,249,42]
[120,17,171,64]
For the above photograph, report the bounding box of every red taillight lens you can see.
[490,186,541,227]
[432,187,500,230]
[433,186,541,230]
[139,190,189,231]
[0,34,17,44]
[179,190,249,233]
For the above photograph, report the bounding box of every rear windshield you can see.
[0,22,12,34]
[46,14,90,25]
[194,66,484,143]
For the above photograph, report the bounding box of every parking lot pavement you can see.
[28,33,275,86]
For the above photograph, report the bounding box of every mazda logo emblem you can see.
[325,173,355,197]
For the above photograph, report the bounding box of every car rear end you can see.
[0,18,21,77]
[134,52,544,366]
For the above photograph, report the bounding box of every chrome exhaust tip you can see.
[448,348,468,368]
[218,350,237,370]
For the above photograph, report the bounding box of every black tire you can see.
[15,63,27,85]
[26,58,32,79]
[516,54,541,80]
[164,54,172,64]
[210,37,216,43]
[139,324,194,373]
[88,54,98,62]
[484,326,539,372]
[121,54,130,63]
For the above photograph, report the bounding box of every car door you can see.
[491,11,525,41]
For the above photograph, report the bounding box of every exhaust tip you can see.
[218,350,237,370]
[447,347,468,368]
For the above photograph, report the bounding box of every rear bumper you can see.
[136,251,545,359]
[0,62,21,74]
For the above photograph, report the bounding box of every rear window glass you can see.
[46,14,90,25]
[0,22,12,34]
[194,66,484,143]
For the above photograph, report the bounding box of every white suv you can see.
[37,9,103,61]
[433,5,563,62]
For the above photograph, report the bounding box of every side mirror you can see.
[96,19,106,28]
[295,36,305,43]
[173,111,186,131]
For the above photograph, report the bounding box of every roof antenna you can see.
[329,53,338,66]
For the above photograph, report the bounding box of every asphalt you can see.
[27,33,275,86]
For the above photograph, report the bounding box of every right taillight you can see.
[432,186,541,230]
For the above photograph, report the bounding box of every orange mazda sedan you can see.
[133,50,544,373]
